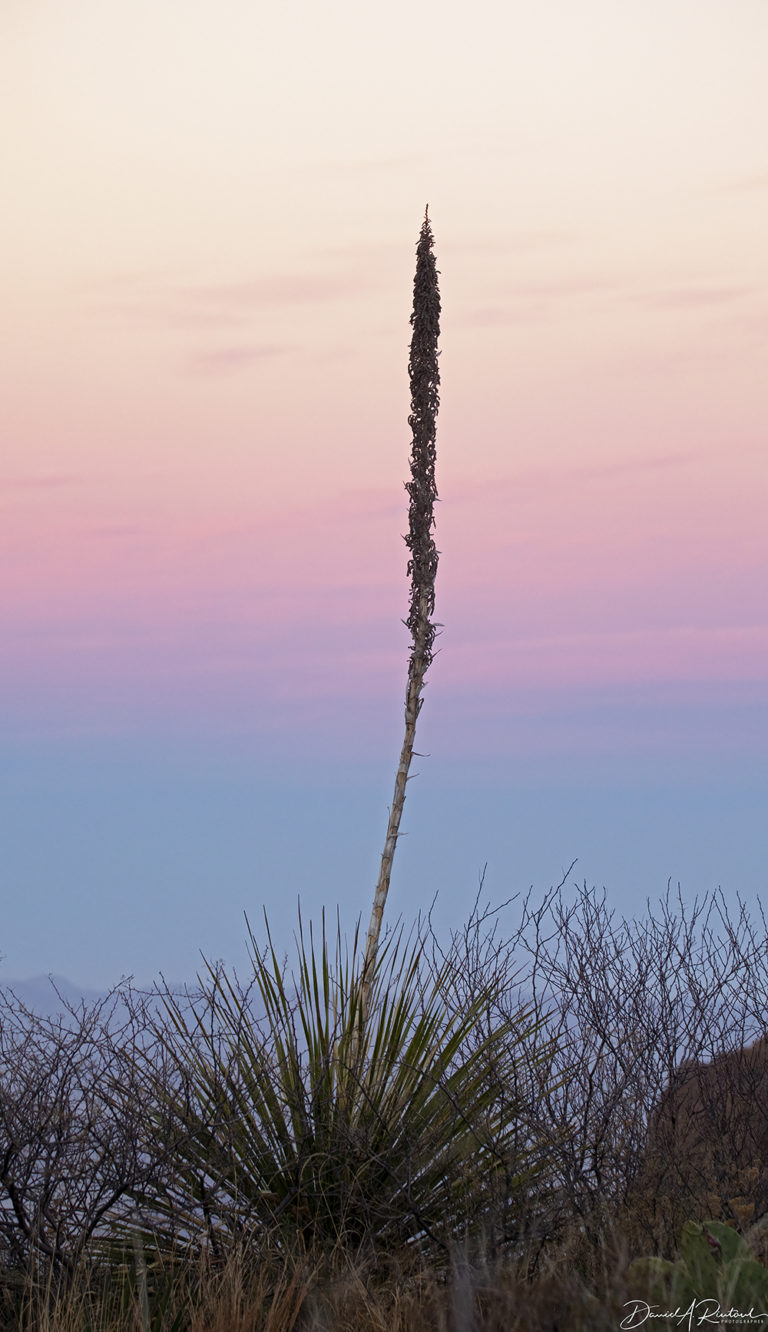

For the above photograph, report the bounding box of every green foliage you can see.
[627,1220,768,1319]
[133,914,545,1262]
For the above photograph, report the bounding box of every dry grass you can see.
[0,1237,652,1332]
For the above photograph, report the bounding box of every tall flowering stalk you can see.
[360,208,441,1011]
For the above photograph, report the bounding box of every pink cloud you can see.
[93,261,389,329]
[640,285,750,310]
[187,344,287,374]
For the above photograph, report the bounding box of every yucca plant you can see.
[110,216,550,1278]
[129,915,546,1264]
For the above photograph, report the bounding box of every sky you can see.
[2,0,767,987]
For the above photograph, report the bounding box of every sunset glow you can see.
[2,0,767,983]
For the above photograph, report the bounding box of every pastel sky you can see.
[2,0,767,985]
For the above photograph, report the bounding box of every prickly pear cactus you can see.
[626,1220,768,1324]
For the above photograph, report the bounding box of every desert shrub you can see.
[0,983,178,1302]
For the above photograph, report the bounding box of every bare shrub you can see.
[0,982,180,1299]
[422,878,768,1268]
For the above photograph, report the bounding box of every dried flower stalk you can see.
[360,208,441,1009]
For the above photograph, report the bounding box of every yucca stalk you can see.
[361,208,441,1013]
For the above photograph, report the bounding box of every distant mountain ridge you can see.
[0,973,201,1020]
[0,974,109,1017]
